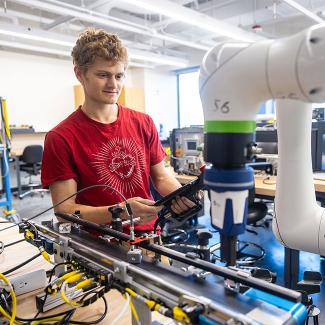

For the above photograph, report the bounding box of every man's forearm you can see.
[154,175,182,197]
[55,203,114,224]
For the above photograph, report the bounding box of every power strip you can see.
[9,269,47,296]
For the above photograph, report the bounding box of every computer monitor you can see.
[255,124,321,171]
[186,140,198,152]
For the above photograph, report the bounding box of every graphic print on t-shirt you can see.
[92,137,145,196]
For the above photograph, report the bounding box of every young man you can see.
[41,28,196,232]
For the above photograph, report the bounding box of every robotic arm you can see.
[199,24,325,254]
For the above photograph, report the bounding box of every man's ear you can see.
[74,65,84,84]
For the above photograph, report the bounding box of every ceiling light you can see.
[0,39,153,68]
[0,29,75,47]
[118,0,264,42]
[12,0,210,51]
[0,40,71,56]
[0,37,182,67]
[282,0,324,23]
[128,62,154,69]
[130,51,188,67]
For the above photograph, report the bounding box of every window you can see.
[177,67,275,127]
[178,69,204,128]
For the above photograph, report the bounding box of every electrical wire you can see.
[4,239,26,248]
[0,273,17,325]
[9,308,74,324]
[60,274,84,307]
[70,292,108,325]
[262,176,276,185]
[0,184,127,322]
[0,183,128,233]
[57,309,76,325]
[12,296,108,325]
[0,274,108,325]
[129,298,141,325]
[110,292,130,325]
[35,262,73,319]
[72,298,108,325]
[2,252,41,276]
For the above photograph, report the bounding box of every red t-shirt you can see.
[41,105,166,231]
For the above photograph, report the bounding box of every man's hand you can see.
[170,190,204,215]
[121,197,163,225]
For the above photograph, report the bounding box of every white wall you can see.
[0,50,77,132]
[125,67,145,88]
[0,50,178,136]
[143,69,178,139]
[124,66,178,138]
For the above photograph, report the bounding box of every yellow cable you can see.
[25,230,35,240]
[0,273,17,325]
[173,306,190,323]
[60,280,81,307]
[0,305,21,325]
[125,288,161,312]
[125,287,137,298]
[47,270,81,295]
[31,316,63,325]
[66,273,83,283]
[129,298,140,322]
[125,287,189,322]
[74,278,92,289]
[145,299,161,312]
[39,247,51,262]
[59,270,78,281]
[60,290,81,307]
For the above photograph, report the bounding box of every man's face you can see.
[76,58,126,105]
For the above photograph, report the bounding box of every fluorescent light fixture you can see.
[157,34,210,51]
[282,0,324,23]
[130,51,188,67]
[128,62,154,69]
[44,0,153,32]
[0,29,75,47]
[0,40,71,56]
[117,0,264,42]
[0,38,178,67]
[13,0,149,35]
[12,0,209,51]
[0,25,188,67]
[0,39,153,68]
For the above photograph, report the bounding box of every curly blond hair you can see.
[71,28,128,70]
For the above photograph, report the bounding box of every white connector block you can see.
[9,269,47,296]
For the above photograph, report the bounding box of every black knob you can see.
[108,205,124,232]
[109,205,124,220]
[197,230,213,246]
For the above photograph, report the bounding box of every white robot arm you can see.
[199,24,325,254]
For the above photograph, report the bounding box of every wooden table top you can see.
[172,171,325,198]
[254,175,325,197]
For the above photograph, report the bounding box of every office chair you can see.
[19,145,49,199]
[256,141,278,155]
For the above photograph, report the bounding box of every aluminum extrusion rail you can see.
[55,212,301,302]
